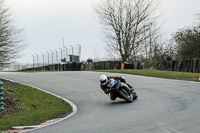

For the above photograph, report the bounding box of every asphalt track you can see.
[0,71,200,133]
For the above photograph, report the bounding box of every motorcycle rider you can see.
[99,74,133,100]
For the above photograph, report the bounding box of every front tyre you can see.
[118,87,133,103]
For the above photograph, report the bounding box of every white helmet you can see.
[100,74,107,85]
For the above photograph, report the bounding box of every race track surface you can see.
[0,71,200,133]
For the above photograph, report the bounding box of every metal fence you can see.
[31,44,81,67]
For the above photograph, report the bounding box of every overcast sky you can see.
[5,0,200,64]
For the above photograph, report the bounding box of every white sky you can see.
[5,0,200,64]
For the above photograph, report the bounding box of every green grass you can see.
[0,79,72,131]
[8,71,57,73]
[95,69,200,82]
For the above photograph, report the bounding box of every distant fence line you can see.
[19,58,200,73]
[31,45,81,67]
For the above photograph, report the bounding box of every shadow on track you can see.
[108,99,138,105]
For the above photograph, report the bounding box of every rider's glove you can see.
[105,88,112,94]
[105,91,109,94]
[103,88,109,94]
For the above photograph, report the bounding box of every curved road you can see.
[0,71,200,133]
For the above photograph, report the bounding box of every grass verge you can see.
[0,79,72,131]
[95,69,200,82]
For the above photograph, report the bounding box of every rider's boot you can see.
[110,93,116,101]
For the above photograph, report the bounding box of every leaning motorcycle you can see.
[108,79,137,102]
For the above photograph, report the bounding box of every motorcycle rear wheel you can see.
[133,92,138,100]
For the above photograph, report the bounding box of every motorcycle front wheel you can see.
[118,87,133,103]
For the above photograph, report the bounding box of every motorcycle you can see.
[108,79,137,102]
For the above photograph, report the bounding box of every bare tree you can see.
[139,23,161,62]
[0,0,26,68]
[94,0,160,62]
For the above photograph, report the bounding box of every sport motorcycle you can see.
[107,79,137,102]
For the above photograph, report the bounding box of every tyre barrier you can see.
[0,80,4,111]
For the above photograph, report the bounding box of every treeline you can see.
[94,0,200,66]
[129,14,200,66]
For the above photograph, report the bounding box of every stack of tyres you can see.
[0,80,4,111]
